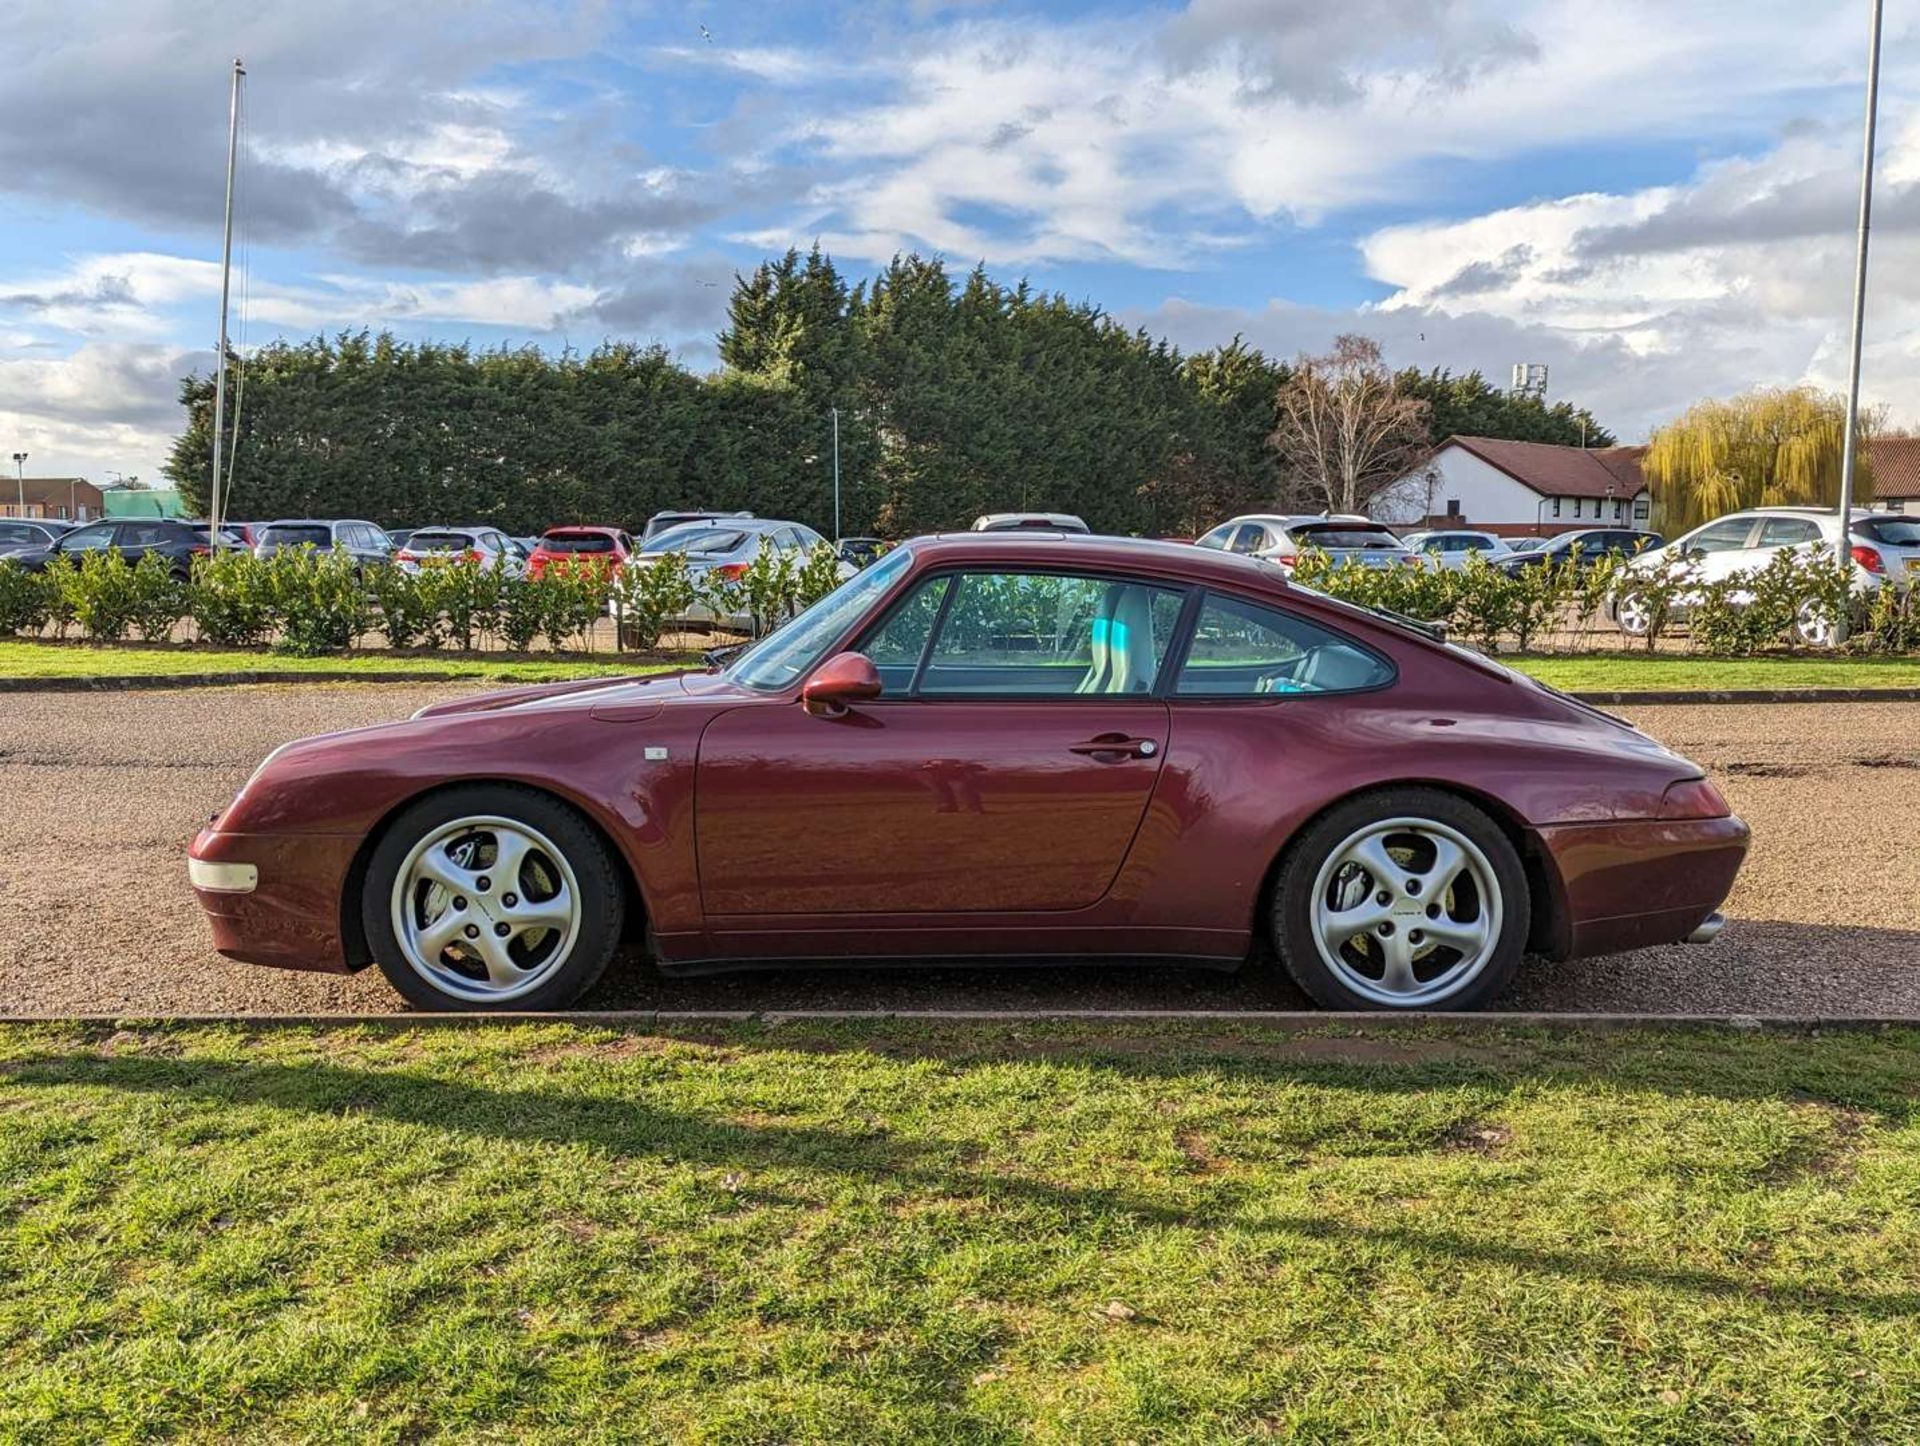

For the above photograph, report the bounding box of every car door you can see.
[694,567,1185,917]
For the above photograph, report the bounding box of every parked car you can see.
[1504,535,1553,553]
[394,527,526,576]
[635,517,845,631]
[836,536,887,569]
[1400,529,1513,568]
[190,533,1748,1013]
[642,509,753,543]
[254,519,394,573]
[1610,507,1917,645]
[971,512,1090,533]
[222,521,266,548]
[0,518,75,555]
[1496,528,1662,573]
[387,528,416,551]
[1195,514,1419,572]
[3,518,234,579]
[528,526,636,579]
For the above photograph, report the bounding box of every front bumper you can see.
[189,827,364,973]
[1536,814,1750,961]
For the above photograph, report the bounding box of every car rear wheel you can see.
[1274,789,1528,1011]
[362,784,624,1011]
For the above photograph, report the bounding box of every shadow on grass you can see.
[7,1044,1920,1321]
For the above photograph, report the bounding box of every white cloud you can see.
[0,342,206,484]
[760,1,1876,266]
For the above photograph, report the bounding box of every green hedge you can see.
[1292,544,1915,656]
[0,541,849,657]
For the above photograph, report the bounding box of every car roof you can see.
[540,524,623,536]
[907,531,1291,592]
[1224,513,1389,529]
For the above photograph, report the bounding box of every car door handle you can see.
[1069,736,1158,759]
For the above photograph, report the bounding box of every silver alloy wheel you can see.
[1795,599,1839,648]
[1308,816,1503,1007]
[1615,591,1651,635]
[390,814,582,1003]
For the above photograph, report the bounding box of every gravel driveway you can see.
[1,685,1913,1016]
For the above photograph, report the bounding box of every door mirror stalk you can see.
[801,652,883,716]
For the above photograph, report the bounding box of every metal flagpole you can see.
[831,405,841,541]
[1835,0,1883,644]
[209,57,244,544]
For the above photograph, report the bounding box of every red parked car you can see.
[526,526,635,579]
[189,534,1748,1012]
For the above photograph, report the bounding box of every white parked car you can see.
[1195,514,1420,573]
[1609,507,1920,646]
[970,512,1091,534]
[1400,529,1513,569]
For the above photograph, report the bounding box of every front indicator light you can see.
[188,859,259,894]
[1659,778,1731,820]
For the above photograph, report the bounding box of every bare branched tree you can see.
[1269,335,1432,516]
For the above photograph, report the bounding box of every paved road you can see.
[1,685,1914,1016]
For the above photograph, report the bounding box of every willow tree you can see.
[1644,387,1876,534]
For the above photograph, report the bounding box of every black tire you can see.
[1272,787,1529,1012]
[361,783,625,1011]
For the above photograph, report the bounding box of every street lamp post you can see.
[1836,0,1885,646]
[830,406,842,542]
[10,452,25,517]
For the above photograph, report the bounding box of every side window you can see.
[1687,518,1758,554]
[1176,595,1393,698]
[860,576,952,692]
[63,523,119,551]
[1194,523,1236,550]
[1227,523,1266,554]
[1757,518,1821,548]
[123,522,171,546]
[919,572,1184,697]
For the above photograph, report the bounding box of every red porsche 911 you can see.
[189,534,1748,1012]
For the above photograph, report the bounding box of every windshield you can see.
[725,547,913,691]
[259,524,332,547]
[1291,525,1403,549]
[406,531,475,551]
[646,523,750,554]
[539,531,617,553]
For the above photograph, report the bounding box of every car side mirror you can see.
[801,651,883,716]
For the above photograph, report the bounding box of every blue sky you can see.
[5,0,1920,484]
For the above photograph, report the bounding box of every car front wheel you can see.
[1614,589,1651,636]
[1274,788,1529,1011]
[362,784,625,1011]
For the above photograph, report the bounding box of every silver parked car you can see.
[395,526,527,577]
[254,519,394,572]
[1195,514,1419,573]
[1400,528,1513,569]
[635,517,846,632]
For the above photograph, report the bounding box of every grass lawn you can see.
[1506,651,1920,694]
[4,1019,1920,1442]
[0,639,680,684]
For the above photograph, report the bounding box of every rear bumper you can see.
[1536,814,1750,961]
[188,827,363,973]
